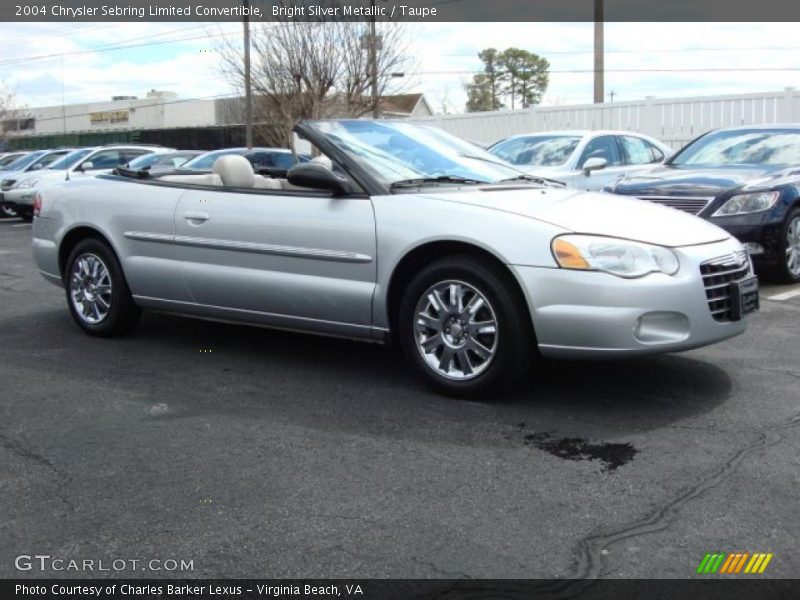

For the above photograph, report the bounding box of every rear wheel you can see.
[765,207,800,283]
[65,239,141,336]
[398,255,535,398]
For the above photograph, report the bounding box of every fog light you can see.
[633,312,690,345]
[743,242,764,255]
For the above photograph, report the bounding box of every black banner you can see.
[3,579,800,600]
[2,0,800,22]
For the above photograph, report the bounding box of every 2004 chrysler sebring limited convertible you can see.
[32,120,759,397]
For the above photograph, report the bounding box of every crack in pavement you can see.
[410,558,473,580]
[539,410,800,598]
[738,363,800,381]
[0,430,75,513]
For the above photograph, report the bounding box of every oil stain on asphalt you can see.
[519,426,638,471]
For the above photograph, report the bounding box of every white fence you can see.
[409,89,800,149]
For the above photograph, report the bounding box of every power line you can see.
[0,24,240,68]
[438,45,800,56]
[413,66,800,75]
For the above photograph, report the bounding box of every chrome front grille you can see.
[638,196,713,215]
[700,251,751,322]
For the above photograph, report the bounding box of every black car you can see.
[607,125,800,283]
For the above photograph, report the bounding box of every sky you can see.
[1,22,799,113]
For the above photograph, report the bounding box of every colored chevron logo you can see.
[696,552,773,574]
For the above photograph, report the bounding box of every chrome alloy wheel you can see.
[787,216,800,277]
[414,280,499,381]
[70,253,113,324]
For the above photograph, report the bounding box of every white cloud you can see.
[1,22,799,113]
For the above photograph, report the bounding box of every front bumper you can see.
[2,187,36,208]
[707,217,783,266]
[511,237,751,359]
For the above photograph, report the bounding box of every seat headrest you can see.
[212,154,255,188]
[310,155,333,169]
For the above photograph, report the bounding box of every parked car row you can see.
[0,144,309,221]
[486,124,800,284]
[30,119,762,397]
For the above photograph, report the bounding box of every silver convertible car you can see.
[32,120,759,397]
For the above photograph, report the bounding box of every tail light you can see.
[32,192,42,217]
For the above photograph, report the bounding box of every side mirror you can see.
[582,156,607,176]
[31,163,43,171]
[77,161,93,172]
[287,163,349,195]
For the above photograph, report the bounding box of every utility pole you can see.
[369,0,379,118]
[609,90,616,103]
[243,0,253,148]
[593,0,604,104]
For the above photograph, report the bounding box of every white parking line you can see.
[11,223,30,228]
[767,289,800,301]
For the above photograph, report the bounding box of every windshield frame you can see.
[667,127,800,167]
[299,119,526,194]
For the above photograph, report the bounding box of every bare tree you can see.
[0,85,28,147]
[215,6,413,146]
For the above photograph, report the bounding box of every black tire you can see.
[398,254,536,398]
[18,212,33,223]
[763,206,800,284]
[64,238,141,337]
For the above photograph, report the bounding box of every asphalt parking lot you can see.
[1,218,799,581]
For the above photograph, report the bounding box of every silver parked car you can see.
[32,120,757,397]
[488,130,673,191]
[7,144,172,221]
[0,148,74,218]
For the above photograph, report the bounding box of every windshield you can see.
[4,151,46,171]
[48,148,93,170]
[183,149,245,170]
[127,153,166,169]
[0,153,27,167]
[489,135,582,167]
[671,129,800,166]
[308,120,523,187]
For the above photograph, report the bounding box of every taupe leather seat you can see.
[213,155,282,190]
[159,154,283,190]
[159,173,223,186]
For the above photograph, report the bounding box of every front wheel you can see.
[398,255,535,398]
[765,207,800,283]
[0,204,18,219]
[65,239,141,337]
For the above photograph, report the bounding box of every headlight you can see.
[14,178,40,189]
[552,234,680,278]
[712,191,779,217]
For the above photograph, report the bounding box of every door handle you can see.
[182,211,210,223]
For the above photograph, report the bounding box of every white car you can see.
[0,151,30,169]
[0,148,74,218]
[6,145,172,220]
[488,130,673,191]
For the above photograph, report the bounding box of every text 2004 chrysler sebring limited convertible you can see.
[32,120,759,397]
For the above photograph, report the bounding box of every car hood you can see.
[13,169,70,186]
[424,186,730,247]
[0,168,25,179]
[515,165,569,177]
[611,164,783,197]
